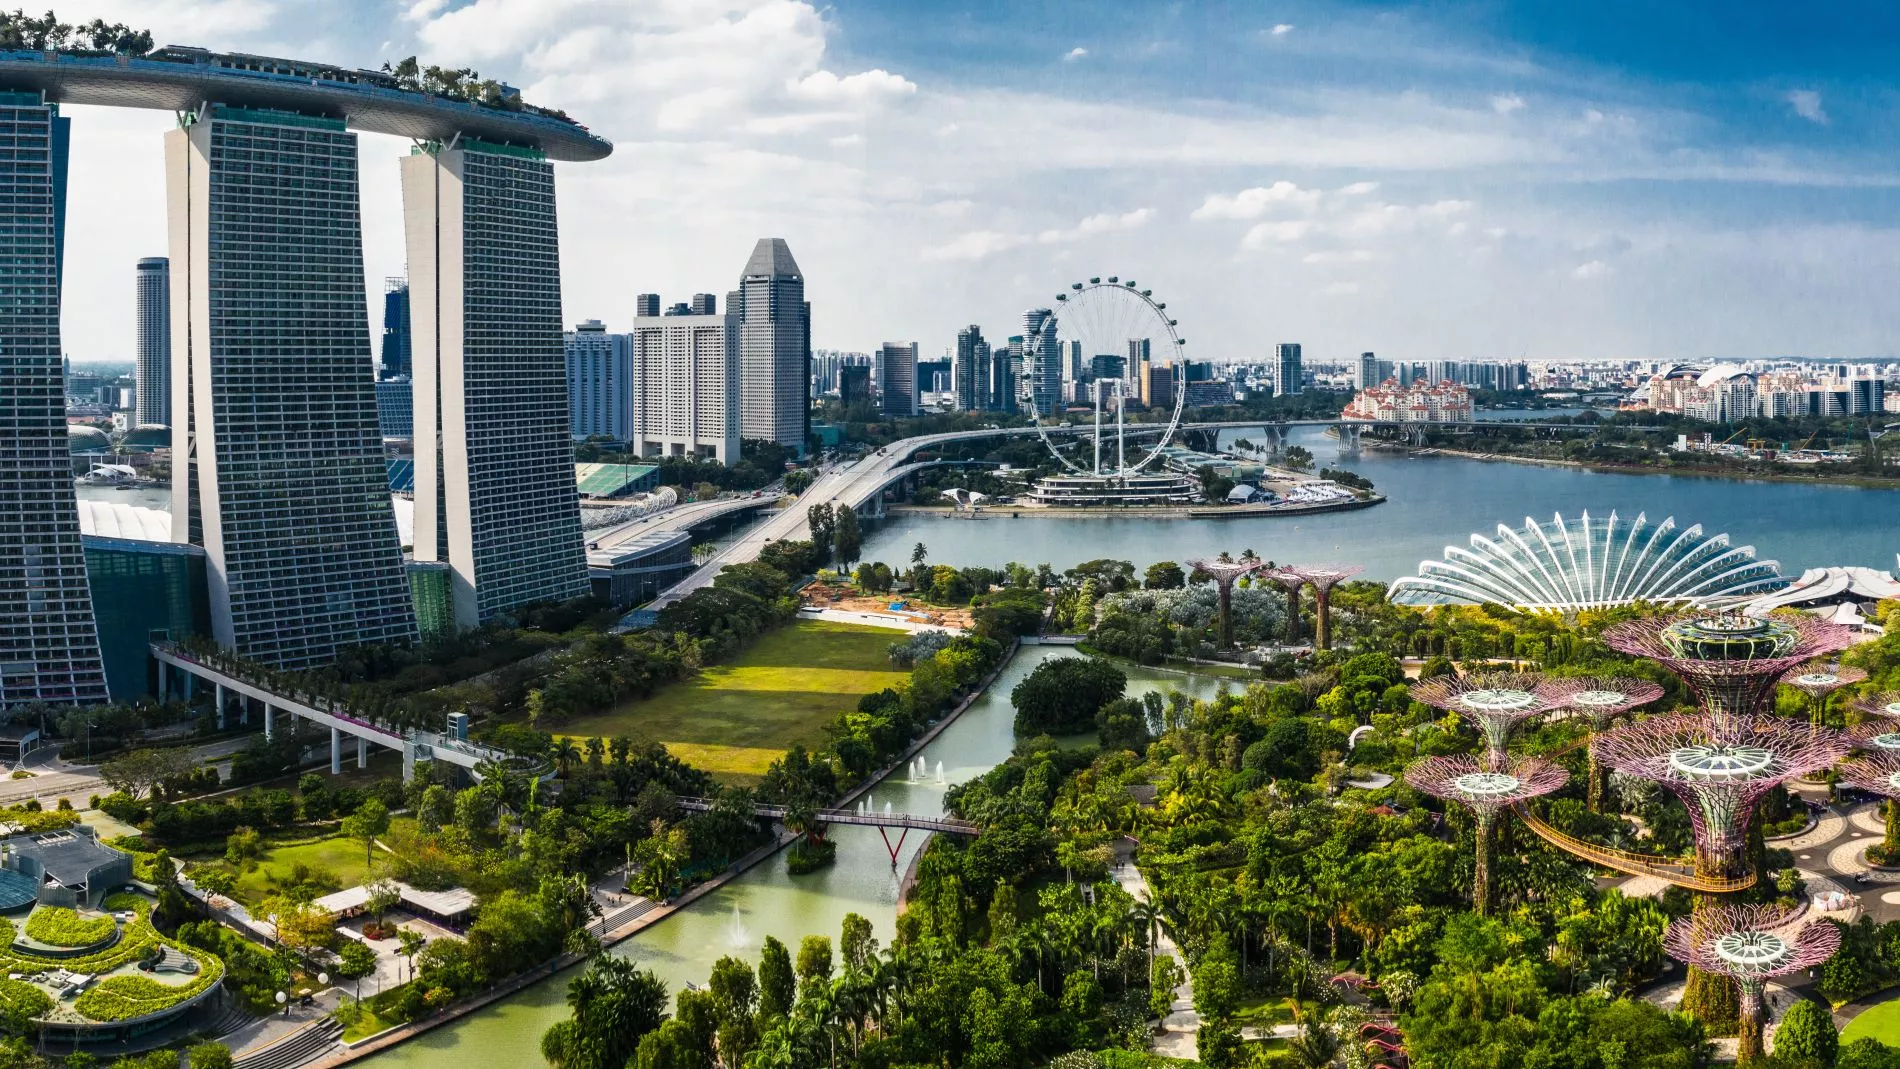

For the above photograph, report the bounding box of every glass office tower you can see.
[167,105,417,667]
[403,141,588,628]
[0,90,109,707]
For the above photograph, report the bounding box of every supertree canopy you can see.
[1408,672,1570,763]
[1838,751,1900,863]
[1663,903,1840,1063]
[1186,557,1265,649]
[1550,676,1666,811]
[1405,753,1567,915]
[1282,564,1364,651]
[1852,691,1900,721]
[1601,613,1856,727]
[1782,661,1868,728]
[1262,567,1308,644]
[1591,714,1851,883]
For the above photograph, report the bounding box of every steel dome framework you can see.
[1388,510,1788,611]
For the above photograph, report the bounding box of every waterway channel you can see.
[856,424,1900,579]
[362,646,1231,1068]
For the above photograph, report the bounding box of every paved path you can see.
[1111,844,1198,1061]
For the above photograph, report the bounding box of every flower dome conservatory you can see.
[1389,510,1789,611]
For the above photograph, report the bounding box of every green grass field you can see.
[555,620,909,783]
[198,822,413,908]
[1841,998,1900,1045]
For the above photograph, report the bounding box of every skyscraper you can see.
[735,239,810,451]
[1357,351,1378,390]
[954,325,990,412]
[167,105,416,667]
[134,257,170,427]
[566,320,633,442]
[690,293,717,316]
[879,342,918,416]
[634,293,661,318]
[381,277,411,380]
[1023,309,1061,415]
[838,365,872,407]
[403,140,589,629]
[631,301,740,463]
[1275,342,1304,397]
[0,90,108,707]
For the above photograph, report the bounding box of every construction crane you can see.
[1719,427,1748,446]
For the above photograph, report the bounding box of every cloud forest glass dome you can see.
[1389,510,1789,611]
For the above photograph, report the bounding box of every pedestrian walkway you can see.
[1111,842,1198,1061]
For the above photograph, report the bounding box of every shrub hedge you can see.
[24,907,116,948]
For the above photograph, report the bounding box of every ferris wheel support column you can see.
[1092,380,1103,475]
[1116,387,1126,473]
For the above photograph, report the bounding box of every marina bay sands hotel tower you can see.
[0,46,611,682]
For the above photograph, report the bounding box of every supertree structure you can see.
[1285,564,1364,651]
[1839,750,1900,863]
[1782,661,1868,728]
[1186,557,1266,649]
[1600,614,1856,732]
[1262,567,1307,644]
[1405,753,1568,916]
[1592,713,1850,885]
[1851,690,1900,722]
[1548,676,1666,811]
[1408,672,1571,765]
[1663,903,1840,1064]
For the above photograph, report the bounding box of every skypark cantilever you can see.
[0,45,612,160]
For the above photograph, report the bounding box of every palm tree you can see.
[1129,899,1162,969]
[549,737,582,778]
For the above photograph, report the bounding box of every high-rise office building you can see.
[1023,309,1061,415]
[402,141,589,629]
[735,239,810,451]
[690,293,717,316]
[954,325,990,412]
[134,257,170,427]
[1089,354,1125,382]
[879,342,918,416]
[381,277,411,380]
[635,293,661,318]
[1357,351,1378,390]
[375,378,414,440]
[1067,340,1083,384]
[166,105,417,666]
[0,90,108,708]
[1275,342,1303,396]
[566,320,633,442]
[839,365,872,407]
[631,301,740,463]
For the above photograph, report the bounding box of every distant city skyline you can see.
[40,1,1900,367]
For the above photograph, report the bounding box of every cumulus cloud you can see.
[924,208,1152,261]
[1302,249,1377,264]
[1787,89,1828,125]
[1338,181,1380,196]
[1191,181,1322,220]
[1491,94,1527,114]
[1037,208,1154,243]
[1240,220,1318,248]
[1271,24,1294,36]
[1318,281,1360,295]
[1065,47,1087,60]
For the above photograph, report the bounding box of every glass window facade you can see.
[82,539,209,702]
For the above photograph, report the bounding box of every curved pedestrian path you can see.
[1112,842,1198,1061]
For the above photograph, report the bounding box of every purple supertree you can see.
[1782,661,1868,728]
[1663,903,1841,1064]
[1283,564,1364,651]
[1851,691,1900,721]
[1405,753,1568,915]
[1409,671,1571,765]
[1187,557,1267,649]
[1601,614,1856,731]
[1262,567,1308,644]
[1548,676,1667,811]
[1839,751,1900,863]
[1592,714,1851,884]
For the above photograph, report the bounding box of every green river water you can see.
[362,645,1230,1067]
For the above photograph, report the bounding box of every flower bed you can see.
[24,908,116,948]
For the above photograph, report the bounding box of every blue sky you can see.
[51,0,1900,366]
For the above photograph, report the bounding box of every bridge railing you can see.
[1513,804,1755,892]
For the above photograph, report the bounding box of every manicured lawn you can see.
[555,621,909,783]
[1842,997,1900,1045]
[206,822,413,908]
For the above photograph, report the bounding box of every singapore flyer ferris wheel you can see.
[1018,276,1187,479]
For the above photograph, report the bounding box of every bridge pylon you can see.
[1334,422,1363,457]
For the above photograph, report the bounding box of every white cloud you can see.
[1240,220,1318,248]
[1036,208,1154,243]
[1787,89,1828,125]
[829,133,864,147]
[1065,47,1088,60]
[1302,249,1376,264]
[1191,181,1322,220]
[922,230,1023,262]
[1338,181,1380,196]
[1271,24,1294,36]
[930,199,975,217]
[1318,281,1360,295]
[1571,260,1612,280]
[924,208,1152,261]
[1491,94,1527,114]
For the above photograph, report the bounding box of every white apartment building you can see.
[632,309,741,464]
